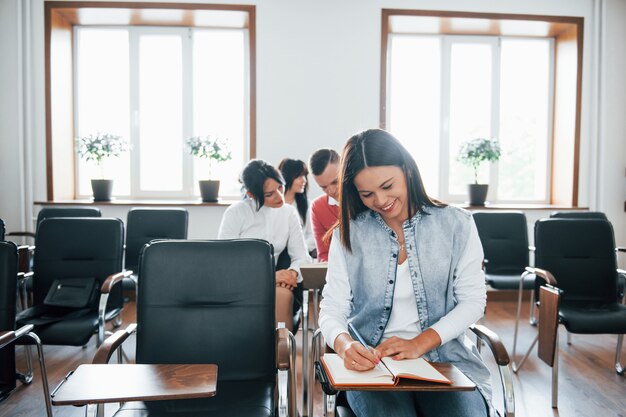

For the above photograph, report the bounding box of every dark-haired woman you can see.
[319,129,492,417]
[277,158,316,255]
[218,159,311,331]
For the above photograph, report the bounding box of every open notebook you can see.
[321,353,452,387]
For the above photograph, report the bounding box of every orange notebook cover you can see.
[321,354,452,387]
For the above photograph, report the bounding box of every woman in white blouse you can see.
[218,159,311,331]
[277,158,316,256]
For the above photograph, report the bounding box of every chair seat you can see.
[486,273,534,290]
[112,380,275,417]
[16,308,122,346]
[560,302,626,334]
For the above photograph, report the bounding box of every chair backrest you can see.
[472,211,529,274]
[550,211,608,220]
[36,207,101,231]
[136,239,276,383]
[0,241,17,392]
[33,218,124,309]
[534,218,618,304]
[124,208,188,271]
[0,218,5,241]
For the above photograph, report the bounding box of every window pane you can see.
[139,34,183,191]
[498,39,550,200]
[388,36,441,197]
[193,29,245,197]
[76,29,130,196]
[448,42,492,195]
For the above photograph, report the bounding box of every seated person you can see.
[218,159,311,331]
[319,129,491,417]
[278,158,316,256]
[309,148,341,261]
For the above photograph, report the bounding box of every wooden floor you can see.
[1,298,625,417]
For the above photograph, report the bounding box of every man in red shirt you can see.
[309,149,340,261]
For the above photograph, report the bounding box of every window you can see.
[388,35,553,203]
[382,10,583,206]
[44,3,255,201]
[75,26,248,198]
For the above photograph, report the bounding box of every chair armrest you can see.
[101,270,134,294]
[470,324,510,366]
[7,231,36,238]
[0,324,35,349]
[276,327,291,370]
[92,323,137,364]
[525,266,557,286]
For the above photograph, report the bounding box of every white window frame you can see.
[73,25,250,199]
[387,34,555,204]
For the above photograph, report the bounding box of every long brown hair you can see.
[338,129,445,251]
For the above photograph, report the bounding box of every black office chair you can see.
[512,219,626,407]
[473,212,533,289]
[6,206,102,240]
[473,211,537,326]
[16,218,129,347]
[0,241,18,400]
[312,325,515,417]
[0,241,52,416]
[122,208,188,292]
[550,210,608,220]
[7,207,103,307]
[92,239,297,417]
[0,218,5,241]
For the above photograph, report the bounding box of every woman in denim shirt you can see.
[319,129,492,417]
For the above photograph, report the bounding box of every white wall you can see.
[1,0,625,252]
[0,0,26,232]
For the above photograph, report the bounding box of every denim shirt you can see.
[320,205,493,414]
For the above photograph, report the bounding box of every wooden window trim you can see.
[380,9,583,206]
[44,1,256,200]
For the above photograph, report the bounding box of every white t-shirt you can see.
[288,200,316,253]
[217,198,312,281]
[382,260,422,341]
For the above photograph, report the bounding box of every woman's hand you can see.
[376,329,442,360]
[334,332,381,371]
[276,269,298,290]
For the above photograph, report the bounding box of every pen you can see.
[347,322,386,372]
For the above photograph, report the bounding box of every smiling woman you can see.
[319,129,492,417]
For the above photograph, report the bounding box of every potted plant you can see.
[76,133,129,201]
[457,137,501,206]
[186,135,232,202]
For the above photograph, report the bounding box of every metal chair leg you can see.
[512,333,538,373]
[529,288,537,326]
[566,331,572,345]
[16,345,34,385]
[302,289,309,416]
[616,334,624,375]
[24,332,53,417]
[512,271,533,362]
[552,331,559,408]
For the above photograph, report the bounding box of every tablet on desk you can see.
[300,262,328,290]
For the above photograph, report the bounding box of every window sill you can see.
[35,200,587,211]
[453,203,589,211]
[34,199,236,207]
